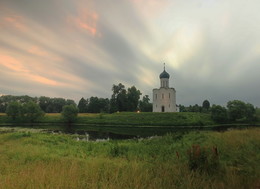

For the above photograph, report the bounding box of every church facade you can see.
[153,66,177,112]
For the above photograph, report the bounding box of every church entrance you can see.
[161,106,165,112]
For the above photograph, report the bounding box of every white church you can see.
[153,65,177,112]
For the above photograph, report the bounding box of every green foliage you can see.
[127,86,142,111]
[78,97,110,113]
[0,128,259,188]
[187,145,220,174]
[89,97,110,113]
[211,105,228,123]
[110,83,127,112]
[256,108,260,122]
[139,95,152,112]
[0,95,36,112]
[110,83,143,113]
[6,101,21,121]
[6,101,44,123]
[202,100,210,112]
[180,104,202,112]
[245,103,256,122]
[21,101,45,123]
[227,100,247,121]
[202,100,210,110]
[227,100,256,122]
[76,112,215,126]
[1,95,76,113]
[77,97,88,113]
[61,105,79,126]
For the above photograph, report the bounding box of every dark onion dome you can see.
[159,70,170,79]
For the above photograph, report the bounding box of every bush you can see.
[227,100,256,122]
[6,101,44,123]
[21,101,44,123]
[61,104,79,128]
[6,101,21,121]
[187,145,220,175]
[211,105,228,123]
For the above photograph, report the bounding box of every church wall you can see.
[153,88,176,112]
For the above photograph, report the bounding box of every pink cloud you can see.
[29,75,58,86]
[0,54,58,86]
[0,54,29,73]
[68,8,98,36]
[2,15,27,31]
[27,46,63,62]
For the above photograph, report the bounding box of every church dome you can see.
[159,70,170,79]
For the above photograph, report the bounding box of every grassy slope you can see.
[0,112,215,126]
[0,128,259,188]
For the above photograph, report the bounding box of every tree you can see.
[127,86,142,111]
[66,99,76,106]
[61,104,79,128]
[49,98,67,113]
[78,97,88,113]
[245,103,256,122]
[39,96,51,112]
[117,88,127,112]
[98,98,110,113]
[88,97,100,113]
[211,105,228,123]
[6,101,21,121]
[21,101,44,124]
[202,100,210,112]
[110,83,143,112]
[179,104,187,112]
[227,100,247,122]
[139,95,152,112]
[110,83,127,112]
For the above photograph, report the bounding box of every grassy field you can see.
[0,128,259,188]
[0,112,215,126]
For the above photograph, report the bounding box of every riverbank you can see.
[0,128,259,188]
[0,112,215,126]
[1,112,259,137]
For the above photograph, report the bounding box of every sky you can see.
[0,0,260,107]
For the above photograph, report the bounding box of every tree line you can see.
[2,85,257,124]
[78,83,152,113]
[0,83,152,114]
[0,95,76,113]
[179,99,257,123]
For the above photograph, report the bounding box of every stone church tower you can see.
[153,64,177,112]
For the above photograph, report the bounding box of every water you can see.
[1,124,256,141]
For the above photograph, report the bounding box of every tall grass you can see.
[0,128,259,188]
[1,112,215,126]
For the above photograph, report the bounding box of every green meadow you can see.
[0,128,259,189]
[0,112,215,126]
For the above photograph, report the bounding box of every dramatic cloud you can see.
[0,0,260,107]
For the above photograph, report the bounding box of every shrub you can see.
[61,104,79,129]
[211,105,228,123]
[6,101,21,121]
[187,145,220,175]
[6,101,44,123]
[21,101,44,123]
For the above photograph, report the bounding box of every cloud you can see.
[67,8,99,36]
[27,46,63,62]
[2,15,28,31]
[0,0,260,106]
[0,54,61,86]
